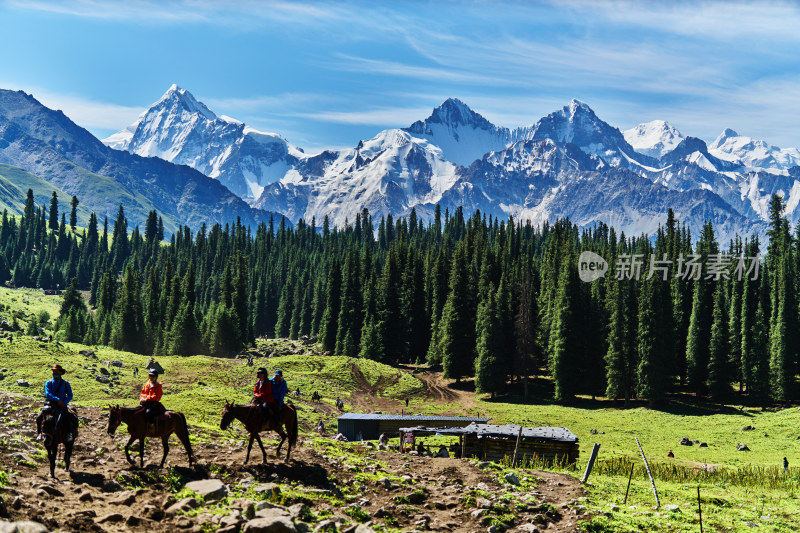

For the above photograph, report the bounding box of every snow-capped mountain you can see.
[709,128,800,172]
[100,85,800,243]
[254,128,458,227]
[403,98,511,166]
[0,89,285,234]
[624,120,684,159]
[514,99,659,170]
[104,85,304,200]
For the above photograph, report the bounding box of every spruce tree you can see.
[475,284,504,396]
[70,196,79,230]
[707,282,731,402]
[440,243,475,382]
[48,191,59,231]
[319,258,342,352]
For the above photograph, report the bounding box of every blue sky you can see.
[1,0,799,152]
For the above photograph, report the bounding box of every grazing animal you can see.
[107,405,194,468]
[220,400,298,463]
[40,410,76,477]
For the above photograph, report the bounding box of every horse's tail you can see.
[287,404,298,447]
[178,412,194,459]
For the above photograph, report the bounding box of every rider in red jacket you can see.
[253,367,276,424]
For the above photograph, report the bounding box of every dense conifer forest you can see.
[1,189,796,406]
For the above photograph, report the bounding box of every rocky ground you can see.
[0,392,591,533]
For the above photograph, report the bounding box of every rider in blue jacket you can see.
[36,364,78,441]
[271,369,288,405]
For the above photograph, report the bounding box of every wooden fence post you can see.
[512,425,524,466]
[623,463,634,505]
[697,485,703,533]
[635,437,660,510]
[581,443,601,483]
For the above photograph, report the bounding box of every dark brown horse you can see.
[40,410,76,477]
[220,401,298,463]
[107,405,194,468]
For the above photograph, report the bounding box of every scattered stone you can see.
[699,442,708,448]
[679,437,693,446]
[99,367,110,376]
[125,516,141,527]
[313,520,337,532]
[504,472,520,486]
[590,429,597,434]
[242,510,297,532]
[101,480,123,493]
[287,503,306,520]
[254,483,281,499]
[476,497,492,509]
[185,479,228,501]
[79,350,96,358]
[742,425,755,431]
[166,497,200,515]
[609,504,620,512]
[744,521,757,528]
[110,360,124,367]
[110,491,135,506]
[94,375,110,385]
[15,380,29,388]
[664,504,681,512]
[97,513,124,524]
[476,482,490,491]
[737,443,750,451]
[35,485,63,497]
[0,522,49,533]
[175,517,194,529]
[373,507,390,518]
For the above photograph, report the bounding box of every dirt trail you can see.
[0,390,589,532]
[415,370,476,412]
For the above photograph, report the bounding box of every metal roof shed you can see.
[336,413,490,441]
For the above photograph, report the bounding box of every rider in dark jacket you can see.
[36,364,78,441]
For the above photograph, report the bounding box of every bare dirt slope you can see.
[0,388,589,533]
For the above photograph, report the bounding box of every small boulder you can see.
[97,513,125,524]
[99,367,110,376]
[664,504,681,512]
[254,483,281,499]
[737,443,750,452]
[16,379,29,388]
[699,442,708,448]
[94,375,110,385]
[166,497,200,515]
[243,509,296,533]
[0,522,49,533]
[79,349,96,358]
[504,472,520,486]
[185,479,228,501]
[679,437,692,446]
[742,425,755,431]
[110,360,124,368]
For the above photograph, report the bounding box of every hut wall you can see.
[462,437,579,465]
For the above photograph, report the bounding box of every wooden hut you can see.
[398,423,579,465]
[336,413,490,441]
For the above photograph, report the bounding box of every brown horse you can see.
[107,405,194,468]
[40,410,76,477]
[220,401,298,463]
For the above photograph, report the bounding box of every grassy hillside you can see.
[2,287,800,531]
[0,163,93,223]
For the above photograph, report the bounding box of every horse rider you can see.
[36,364,78,442]
[252,367,277,425]
[271,369,288,406]
[139,368,166,429]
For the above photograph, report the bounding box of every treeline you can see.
[1,188,799,405]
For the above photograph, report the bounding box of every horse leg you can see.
[160,435,170,468]
[276,430,287,458]
[254,433,267,463]
[124,436,136,465]
[48,447,56,478]
[245,435,254,465]
[64,442,73,471]
[139,437,146,468]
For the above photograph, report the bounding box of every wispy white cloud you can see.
[292,106,434,127]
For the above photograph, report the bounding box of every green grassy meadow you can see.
[2,287,800,530]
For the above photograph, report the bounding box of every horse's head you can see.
[107,405,122,436]
[220,400,235,430]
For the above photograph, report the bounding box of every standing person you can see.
[784,457,789,474]
[139,369,166,429]
[36,364,78,442]
[405,398,409,407]
[252,367,276,424]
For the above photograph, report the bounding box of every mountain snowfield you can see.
[102,86,800,242]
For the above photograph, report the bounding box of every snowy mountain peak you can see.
[153,84,217,122]
[710,128,741,149]
[403,98,510,167]
[624,120,684,159]
[567,98,592,115]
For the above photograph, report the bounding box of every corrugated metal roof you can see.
[398,423,578,443]
[337,413,490,422]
